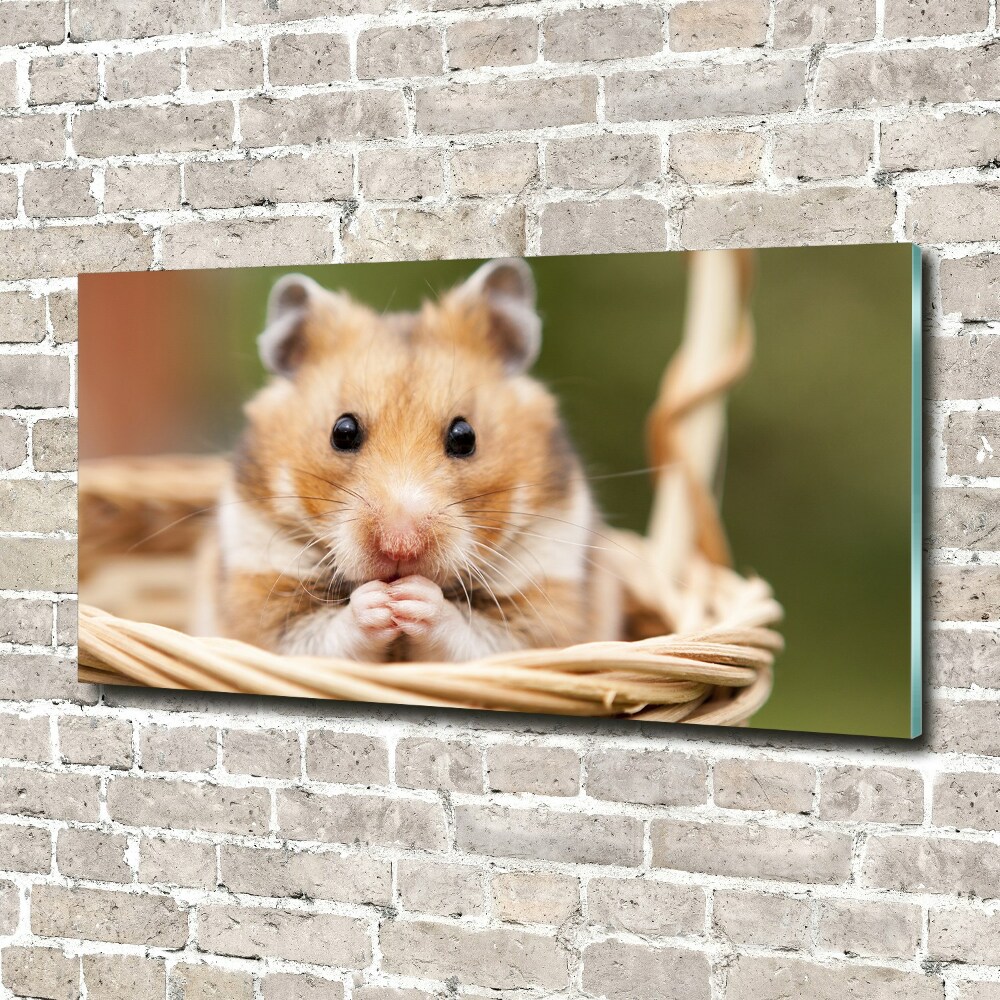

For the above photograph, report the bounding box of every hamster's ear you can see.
[454,258,541,375]
[258,273,330,377]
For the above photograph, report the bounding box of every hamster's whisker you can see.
[289,467,372,509]
[462,519,613,554]
[465,538,565,645]
[465,507,637,557]
[460,556,512,642]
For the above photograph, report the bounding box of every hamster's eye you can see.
[446,417,476,458]
[331,413,363,452]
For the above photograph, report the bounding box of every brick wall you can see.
[0,0,997,996]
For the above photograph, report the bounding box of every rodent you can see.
[206,258,622,662]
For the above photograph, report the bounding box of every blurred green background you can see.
[80,245,915,737]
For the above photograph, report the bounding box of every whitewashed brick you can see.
[714,758,815,813]
[268,32,350,86]
[358,25,443,78]
[305,731,388,785]
[69,0,221,41]
[670,130,763,184]
[397,858,484,917]
[773,0,875,46]
[546,133,660,190]
[0,2,64,46]
[359,148,445,201]
[817,897,922,959]
[104,49,181,100]
[224,727,299,779]
[819,765,923,824]
[540,198,667,255]
[544,6,663,61]
[492,871,579,925]
[450,143,537,196]
[187,41,263,91]
[714,889,810,949]
[139,836,217,889]
[487,744,580,795]
[104,163,181,213]
[589,877,705,937]
[582,939,710,1000]
[2,947,80,1000]
[448,18,537,69]
[771,121,873,181]
[241,91,406,146]
[885,0,989,39]
[59,716,132,768]
[161,216,332,269]
[881,113,1000,173]
[29,54,98,106]
[670,0,767,51]
[23,168,96,219]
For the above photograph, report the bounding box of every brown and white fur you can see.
[208,258,621,661]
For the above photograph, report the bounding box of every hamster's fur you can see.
[208,258,622,661]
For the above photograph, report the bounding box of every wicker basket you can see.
[78,250,782,725]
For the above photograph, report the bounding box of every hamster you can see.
[209,258,622,662]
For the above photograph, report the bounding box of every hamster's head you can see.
[235,258,582,589]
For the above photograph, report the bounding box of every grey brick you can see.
[104,49,181,100]
[582,939,711,1000]
[586,749,708,806]
[606,60,806,122]
[56,828,131,883]
[930,566,1000,622]
[773,0,875,46]
[46,292,76,345]
[0,714,50,762]
[198,904,370,967]
[0,538,75,592]
[670,0,767,51]
[268,32,350,86]
[714,759,815,813]
[941,255,1000,322]
[229,0,390,24]
[54,600,75,644]
[2,946,79,1000]
[29,54,98,106]
[107,776,270,836]
[680,186,896,249]
[74,103,234,157]
[907,184,1000,244]
[944,409,1000,477]
[652,819,852,883]
[0,419,28,471]
[447,18,537,69]
[242,91,407,145]
[882,113,1000,173]
[0,173,16,217]
[817,44,1000,110]
[546,133,660,190]
[771,121,873,181]
[540,198,667,255]
[885,0,988,39]
[69,0,222,40]
[358,148,444,201]
[224,727,299,779]
[0,653,93,703]
[138,836,217,889]
[455,803,643,865]
[381,920,568,990]
[932,698,1000,756]
[394,737,482,792]
[345,203,524,262]
[487,744,579,795]
[589,877,705,937]
[492,871,578,925]
[930,488,1000,549]
[817,897,922,960]
[714,889,811,949]
[24,167,95,219]
[161,216,332,269]
[278,789,447,850]
[0,881,19,935]
[929,334,1000,400]
[358,25,443,78]
[0,114,66,164]
[0,2,64,46]
[186,41,262,91]
[819,765,923,824]
[0,598,53,646]
[31,885,188,947]
[82,954,166,1000]
[0,62,17,110]
[0,479,75,535]
[862,833,1000,898]
[415,76,597,134]
[955,985,1000,1000]
[928,906,1000,964]
[305,731,388,785]
[726,955,943,1000]
[934,771,1000,831]
[0,293,46,344]
[104,163,181,213]
[141,724,216,773]
[32,418,77,473]
[170,964,255,1000]
[0,224,153,281]
[0,824,52,873]
[544,6,663,61]
[184,153,352,209]
[220,843,391,904]
[398,858,484,917]
[262,974,344,1000]
[929,627,1000,688]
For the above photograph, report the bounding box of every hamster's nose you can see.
[376,514,429,562]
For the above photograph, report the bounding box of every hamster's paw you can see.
[348,580,398,647]
[387,575,448,640]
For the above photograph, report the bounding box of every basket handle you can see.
[646,250,755,581]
